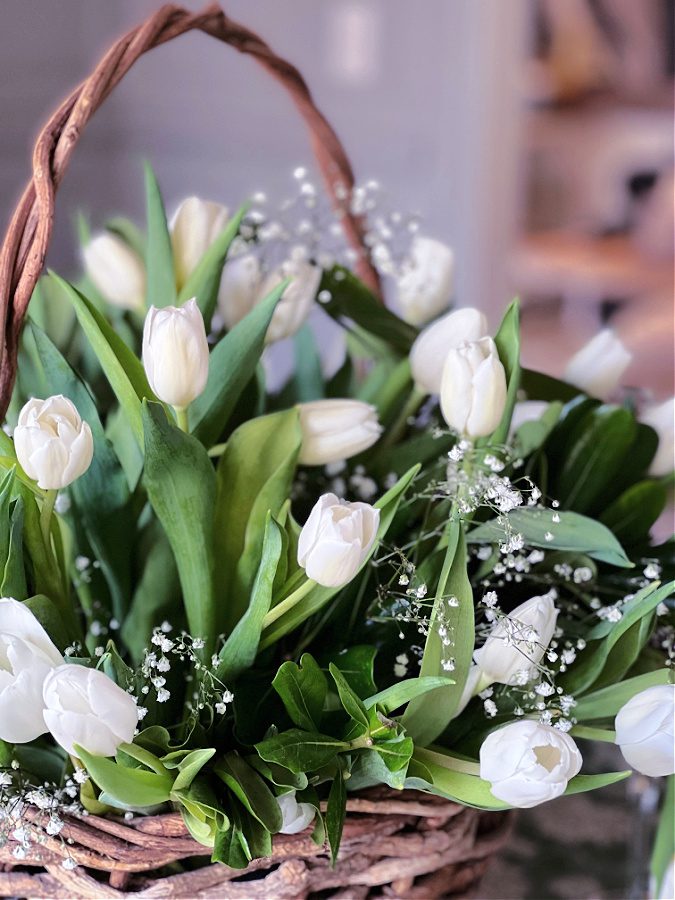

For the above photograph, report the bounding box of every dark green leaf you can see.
[255,730,347,774]
[574,669,671,721]
[293,324,324,402]
[326,766,347,865]
[329,663,369,728]
[600,480,667,544]
[365,676,455,713]
[77,746,173,807]
[215,753,282,832]
[323,646,377,698]
[521,369,581,403]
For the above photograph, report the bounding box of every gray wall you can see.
[0,0,527,321]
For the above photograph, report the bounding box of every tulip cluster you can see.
[0,599,137,757]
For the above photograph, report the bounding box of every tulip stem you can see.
[175,406,190,433]
[262,579,317,630]
[40,489,58,551]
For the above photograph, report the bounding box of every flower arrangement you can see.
[1,166,673,889]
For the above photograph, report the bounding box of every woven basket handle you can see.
[0,2,380,417]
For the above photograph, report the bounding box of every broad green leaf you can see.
[321,266,417,355]
[348,747,408,791]
[374,734,414,773]
[215,753,282,833]
[142,401,216,651]
[487,299,520,446]
[144,162,176,308]
[178,205,247,325]
[216,516,283,682]
[260,465,419,648]
[326,766,347,864]
[165,748,215,793]
[520,369,581,403]
[190,281,286,445]
[27,322,133,619]
[563,583,674,695]
[329,663,369,728]
[468,507,632,568]
[272,654,327,732]
[600,480,667,544]
[365,676,455,713]
[213,819,249,868]
[551,405,637,514]
[51,274,155,442]
[23,595,70,652]
[77,745,174,807]
[323,646,377,698]
[255,730,347,774]
[574,669,672,721]
[403,525,473,746]
[563,771,630,795]
[214,410,301,631]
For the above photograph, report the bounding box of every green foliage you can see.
[272,654,327,731]
[144,162,176,308]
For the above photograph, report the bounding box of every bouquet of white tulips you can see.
[1,165,673,881]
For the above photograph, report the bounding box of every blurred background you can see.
[0,2,673,897]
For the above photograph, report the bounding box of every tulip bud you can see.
[14,396,94,490]
[219,250,320,344]
[474,594,558,686]
[43,664,139,758]
[0,598,63,743]
[297,399,382,466]
[142,298,209,409]
[298,493,380,588]
[396,236,455,326]
[82,232,146,311]
[641,398,674,477]
[564,329,631,400]
[170,196,229,290]
[614,684,675,777]
[410,307,488,395]
[276,791,316,834]
[480,720,582,807]
[440,337,507,438]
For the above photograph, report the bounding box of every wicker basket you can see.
[0,5,513,897]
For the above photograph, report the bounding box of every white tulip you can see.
[0,598,63,743]
[298,493,380,588]
[219,251,320,344]
[440,337,507,438]
[297,399,382,466]
[614,684,675,777]
[410,307,488,395]
[642,398,674,477]
[170,196,229,290]
[43,664,139,758]
[480,720,582,808]
[276,791,316,834]
[142,298,209,409]
[396,236,455,326]
[14,395,94,490]
[82,232,146,311]
[474,594,558,686]
[564,329,632,400]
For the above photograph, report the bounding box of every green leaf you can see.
[329,663,369,728]
[190,281,286,445]
[326,766,347,865]
[349,747,409,791]
[51,274,154,442]
[292,324,325,402]
[468,507,632,568]
[272,654,327,732]
[27,322,133,619]
[513,402,563,457]
[564,583,674,695]
[520,369,581,403]
[324,646,377,698]
[364,676,455,713]
[2,496,26,600]
[216,516,282,682]
[248,757,308,791]
[215,753,282,833]
[214,410,301,631]
[321,266,417,354]
[142,401,216,651]
[255,730,348,774]
[651,776,674,895]
[22,595,70,652]
[551,405,638,514]
[165,748,215,793]
[144,162,176,308]
[178,205,247,325]
[412,748,509,810]
[403,527,474,746]
[77,745,174,807]
[260,465,419,647]
[375,734,414,773]
[600,480,667,544]
[487,299,520,446]
[574,669,672,721]
[563,771,631,796]
[213,819,249,868]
